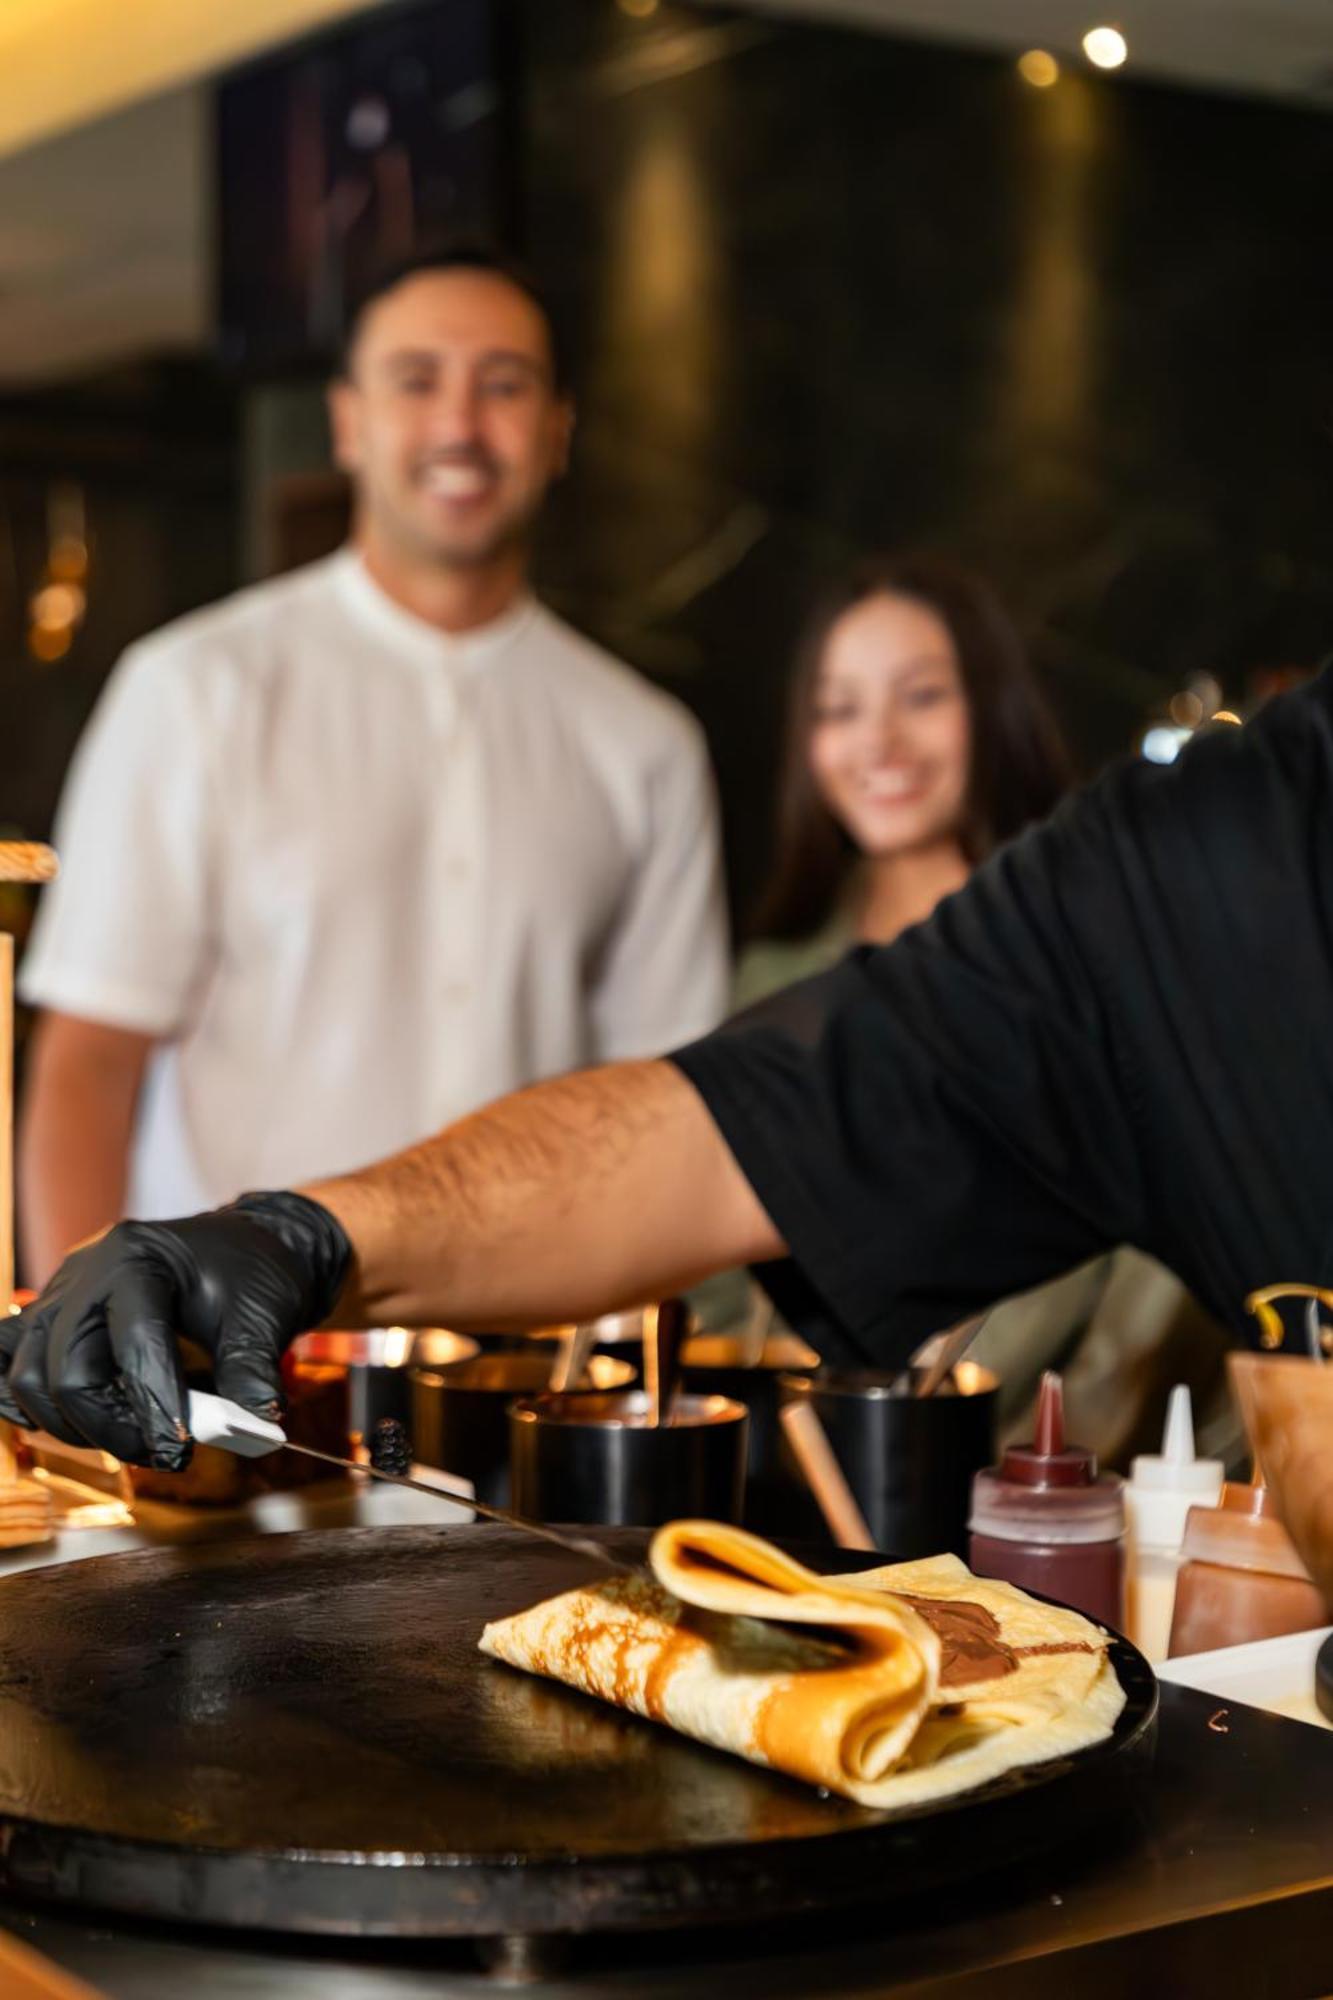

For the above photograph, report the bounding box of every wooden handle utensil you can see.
[778,1398,876,1550]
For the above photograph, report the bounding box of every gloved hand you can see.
[0,1192,351,1470]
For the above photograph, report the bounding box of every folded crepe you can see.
[479,1521,1125,1808]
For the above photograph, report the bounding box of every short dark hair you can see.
[336,243,571,391]
[751,554,1074,943]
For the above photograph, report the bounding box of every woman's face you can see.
[807,592,972,860]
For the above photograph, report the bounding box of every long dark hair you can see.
[751,554,1073,943]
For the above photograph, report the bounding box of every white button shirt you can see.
[20,551,729,1217]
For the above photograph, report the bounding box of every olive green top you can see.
[732,919,852,1013]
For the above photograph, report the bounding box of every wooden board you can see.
[0,1928,105,1999]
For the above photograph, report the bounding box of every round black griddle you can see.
[0,1526,1155,1939]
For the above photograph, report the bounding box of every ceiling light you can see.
[1083,26,1128,69]
[1017,50,1060,88]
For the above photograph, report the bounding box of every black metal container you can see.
[411,1352,633,1508]
[681,1332,823,1536]
[470,1310,652,1385]
[509,1389,748,1529]
[779,1363,999,1559]
[290,1328,478,1452]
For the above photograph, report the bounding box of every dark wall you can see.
[515,3,1333,920]
[0,358,237,1060]
[0,360,238,841]
[4,5,1332,940]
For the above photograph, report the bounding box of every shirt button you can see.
[442,982,469,1005]
[443,856,469,881]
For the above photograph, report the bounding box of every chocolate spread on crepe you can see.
[892,1592,1098,1690]
[480,1523,1125,1808]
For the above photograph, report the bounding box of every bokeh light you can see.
[1018,50,1060,89]
[1083,26,1128,70]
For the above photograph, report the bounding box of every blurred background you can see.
[1,0,1331,924]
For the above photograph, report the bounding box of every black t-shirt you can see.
[671,669,1333,1368]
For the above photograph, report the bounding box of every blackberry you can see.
[369,1417,412,1478]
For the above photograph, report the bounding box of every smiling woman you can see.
[737,553,1070,994]
[720,555,1233,1484]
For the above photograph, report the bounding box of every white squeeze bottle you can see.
[1124,1385,1224,1660]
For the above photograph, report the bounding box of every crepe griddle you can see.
[0,1525,1155,1943]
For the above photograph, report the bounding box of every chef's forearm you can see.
[302,1058,784,1329]
[18,1012,153,1286]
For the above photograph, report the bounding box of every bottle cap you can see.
[999,1371,1099,1489]
[1178,1475,1313,1580]
[1125,1385,1225,1553]
[969,1371,1124,1544]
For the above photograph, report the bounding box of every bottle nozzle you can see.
[998,1369,1097,1487]
[1127,1381,1226,1511]
[1034,1370,1065,1456]
[1161,1383,1195,1466]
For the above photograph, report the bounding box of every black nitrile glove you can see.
[0,1192,351,1470]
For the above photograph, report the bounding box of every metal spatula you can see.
[187,1390,636,1573]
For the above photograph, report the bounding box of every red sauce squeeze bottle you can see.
[968,1371,1125,1628]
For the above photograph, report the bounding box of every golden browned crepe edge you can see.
[481,1520,939,1796]
[480,1527,1126,1808]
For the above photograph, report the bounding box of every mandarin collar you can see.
[331,547,537,669]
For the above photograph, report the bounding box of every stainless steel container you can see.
[290,1328,478,1451]
[411,1351,633,1508]
[779,1362,999,1559]
[470,1309,656,1384]
[508,1389,748,1529]
[681,1331,821,1535]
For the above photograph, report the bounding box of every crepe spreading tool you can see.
[643,1298,688,1426]
[913,1308,993,1399]
[890,1308,994,1398]
[777,1398,876,1550]
[187,1390,637,1574]
[546,1321,595,1393]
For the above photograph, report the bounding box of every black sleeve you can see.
[672,672,1333,1366]
[671,818,1151,1367]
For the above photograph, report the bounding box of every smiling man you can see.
[18,249,727,1281]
